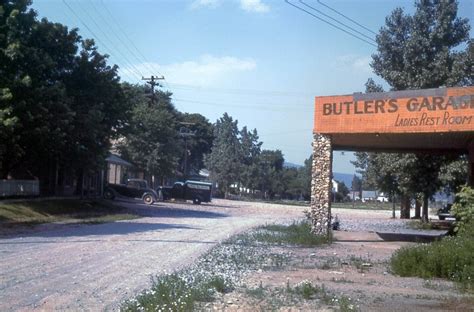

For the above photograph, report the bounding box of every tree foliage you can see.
[176,113,214,178]
[204,113,242,197]
[356,0,472,217]
[372,0,471,89]
[0,1,127,194]
[118,85,180,180]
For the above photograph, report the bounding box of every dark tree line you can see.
[204,113,312,200]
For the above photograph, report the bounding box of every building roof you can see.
[106,154,133,167]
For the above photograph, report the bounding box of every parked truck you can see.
[159,180,212,205]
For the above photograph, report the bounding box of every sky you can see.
[31,0,473,174]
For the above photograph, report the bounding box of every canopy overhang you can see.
[314,86,474,153]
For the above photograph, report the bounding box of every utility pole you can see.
[179,122,196,180]
[142,75,164,106]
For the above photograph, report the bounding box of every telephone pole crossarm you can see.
[142,75,165,106]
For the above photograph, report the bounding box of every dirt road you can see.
[0,199,304,311]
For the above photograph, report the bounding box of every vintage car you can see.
[104,179,159,205]
[158,180,212,205]
[438,203,455,220]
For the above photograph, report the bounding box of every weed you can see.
[204,276,229,294]
[338,295,359,311]
[317,256,341,270]
[245,285,266,299]
[285,280,330,301]
[349,255,373,273]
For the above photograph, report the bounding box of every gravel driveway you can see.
[0,199,304,311]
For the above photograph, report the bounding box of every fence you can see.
[0,180,40,198]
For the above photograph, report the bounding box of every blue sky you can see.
[32,0,473,173]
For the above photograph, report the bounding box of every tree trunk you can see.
[391,191,396,218]
[400,195,410,219]
[414,199,421,219]
[422,195,429,223]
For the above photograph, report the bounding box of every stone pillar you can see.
[310,133,333,236]
[469,141,474,187]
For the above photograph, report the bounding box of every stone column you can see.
[469,141,474,187]
[310,133,333,236]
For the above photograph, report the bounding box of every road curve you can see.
[0,199,304,311]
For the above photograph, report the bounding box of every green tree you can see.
[334,181,350,202]
[351,175,362,196]
[176,113,214,178]
[65,39,129,194]
[372,0,470,90]
[0,1,130,196]
[357,0,472,220]
[300,155,313,200]
[0,1,79,183]
[239,126,262,192]
[258,149,285,199]
[204,113,242,197]
[119,85,180,183]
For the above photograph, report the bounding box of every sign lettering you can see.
[314,87,474,134]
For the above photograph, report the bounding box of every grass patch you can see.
[252,220,331,247]
[0,199,139,225]
[332,202,393,210]
[391,222,474,291]
[407,220,436,230]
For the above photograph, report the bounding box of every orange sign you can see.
[314,86,474,134]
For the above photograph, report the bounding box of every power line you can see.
[88,0,155,76]
[62,0,140,82]
[284,0,377,48]
[97,0,172,90]
[63,0,144,81]
[72,1,145,80]
[316,0,377,36]
[173,98,312,112]
[299,0,376,43]
[168,82,315,98]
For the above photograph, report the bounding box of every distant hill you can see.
[333,172,355,188]
[283,162,303,169]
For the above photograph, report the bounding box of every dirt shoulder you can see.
[204,207,473,312]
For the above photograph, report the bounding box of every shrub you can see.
[451,186,474,235]
[390,233,474,291]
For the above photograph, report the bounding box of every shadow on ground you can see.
[0,222,197,240]
[124,203,229,219]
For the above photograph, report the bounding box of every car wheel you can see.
[143,194,154,205]
[104,189,115,200]
[193,197,201,205]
